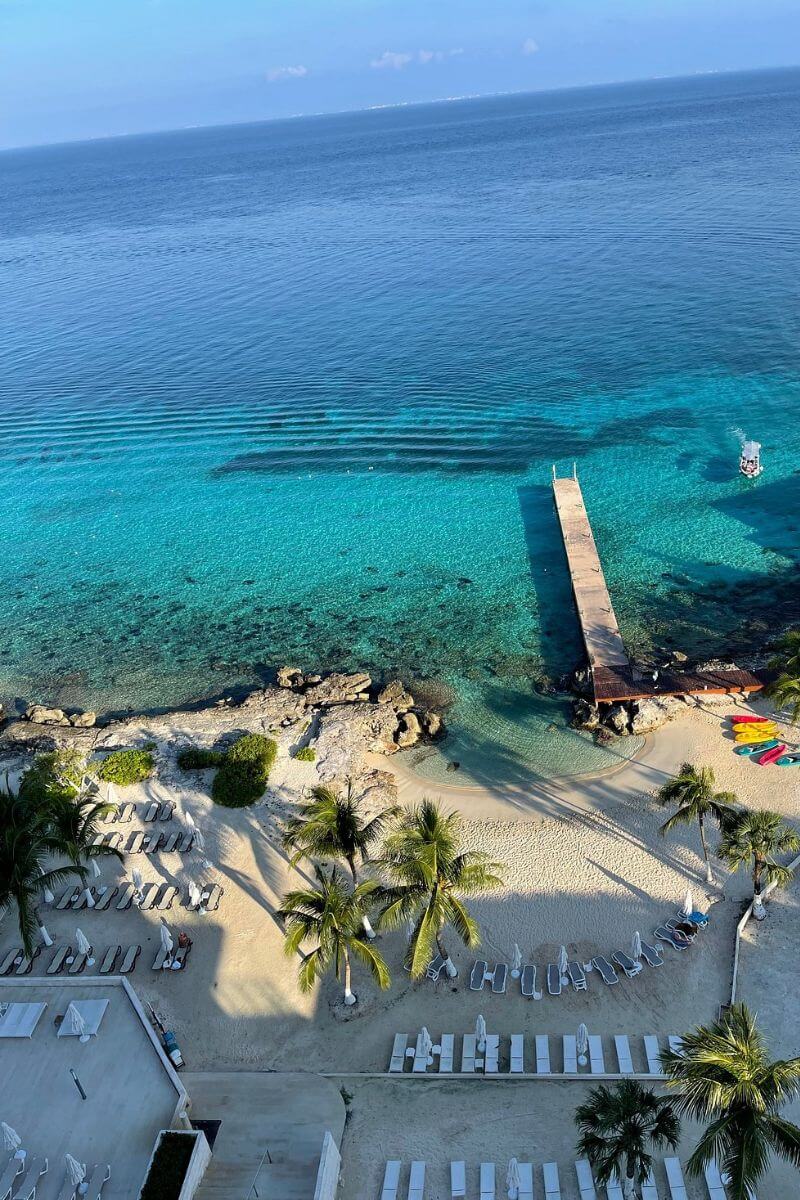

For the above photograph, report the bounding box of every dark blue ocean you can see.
[2,68,799,779]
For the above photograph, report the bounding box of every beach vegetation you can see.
[96,748,154,786]
[48,789,122,907]
[663,1003,800,1199]
[574,1079,680,1198]
[767,631,800,722]
[19,747,87,806]
[211,732,276,807]
[278,863,390,1005]
[374,798,505,979]
[656,763,738,884]
[177,747,226,770]
[294,745,316,762]
[717,808,799,919]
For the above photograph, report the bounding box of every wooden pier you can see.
[551,468,763,704]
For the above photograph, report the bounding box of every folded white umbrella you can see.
[39,872,55,905]
[511,943,523,978]
[681,889,693,917]
[475,1013,487,1052]
[420,1026,433,1062]
[577,1023,589,1066]
[65,1155,86,1186]
[188,881,202,909]
[1,1123,21,1153]
[106,782,117,808]
[185,810,196,828]
[74,928,94,966]
[558,945,568,980]
[90,858,101,879]
[160,923,174,966]
[506,1157,521,1200]
[632,931,642,961]
[65,1003,88,1042]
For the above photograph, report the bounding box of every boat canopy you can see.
[742,440,761,458]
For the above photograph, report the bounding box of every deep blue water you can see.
[2,69,799,779]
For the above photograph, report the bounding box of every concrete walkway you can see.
[186,1072,345,1200]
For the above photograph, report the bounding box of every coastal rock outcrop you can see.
[396,711,421,749]
[629,696,682,734]
[377,680,414,711]
[420,709,443,738]
[313,701,402,783]
[276,666,303,689]
[303,672,373,707]
[70,711,97,728]
[24,704,71,726]
[571,699,600,731]
[606,705,631,735]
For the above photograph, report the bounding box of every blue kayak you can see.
[776,753,800,766]
[734,739,780,757]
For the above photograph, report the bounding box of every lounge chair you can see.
[612,951,642,979]
[563,1034,578,1073]
[643,1036,663,1075]
[126,831,144,854]
[116,883,135,910]
[592,956,618,985]
[510,1033,524,1072]
[68,950,89,975]
[664,1157,689,1200]
[520,964,537,997]
[119,944,140,974]
[491,963,507,994]
[0,949,22,975]
[176,832,194,852]
[90,834,105,848]
[654,926,689,951]
[105,832,123,850]
[389,1033,408,1072]
[470,960,488,991]
[439,1033,454,1072]
[484,1033,499,1073]
[425,953,445,981]
[144,833,163,855]
[606,1173,624,1200]
[576,1159,597,1200]
[99,946,121,975]
[14,1157,47,1200]
[639,941,663,967]
[144,802,159,822]
[381,1161,401,1200]
[413,1032,431,1073]
[47,946,71,975]
[666,917,697,941]
[547,964,561,995]
[567,960,587,990]
[589,1035,605,1074]
[0,1156,24,1200]
[117,802,135,822]
[93,887,118,911]
[668,1035,684,1056]
[679,908,709,928]
[161,833,180,854]
[82,1164,111,1200]
[461,1033,477,1073]
[203,884,223,911]
[139,884,160,910]
[408,1161,425,1200]
[159,802,174,821]
[451,1161,466,1198]
[517,1163,534,1200]
[535,1034,551,1074]
[480,1162,495,1200]
[157,886,178,911]
[614,1034,634,1074]
[56,887,79,910]
[173,943,191,970]
[543,1161,561,1199]
[15,947,40,974]
[55,1178,77,1200]
[641,1168,658,1200]
[73,889,96,910]
[704,1161,727,1200]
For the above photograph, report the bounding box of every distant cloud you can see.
[266,65,308,83]
[522,38,539,56]
[371,48,464,70]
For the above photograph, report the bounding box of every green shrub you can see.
[212,733,276,807]
[294,745,316,762]
[177,747,226,771]
[96,748,154,786]
[20,748,85,805]
[143,740,157,751]
[139,1133,196,1200]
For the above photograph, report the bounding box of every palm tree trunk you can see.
[343,947,357,1005]
[752,856,766,920]
[437,928,458,978]
[348,854,376,939]
[698,814,714,884]
[33,904,53,947]
[623,1154,638,1199]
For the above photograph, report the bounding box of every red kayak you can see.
[733,714,772,724]
[758,743,787,765]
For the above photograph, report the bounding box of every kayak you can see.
[733,723,776,734]
[776,754,800,766]
[734,740,780,757]
[735,731,780,744]
[732,714,773,723]
[758,743,787,766]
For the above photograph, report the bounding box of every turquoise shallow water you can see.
[1,69,799,779]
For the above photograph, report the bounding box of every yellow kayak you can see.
[733,720,776,731]
[733,724,777,735]
[735,731,779,744]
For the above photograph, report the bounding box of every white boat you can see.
[739,439,762,478]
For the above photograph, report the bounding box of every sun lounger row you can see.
[470,943,665,1001]
[0,1157,110,1200]
[43,942,142,975]
[144,801,175,822]
[52,880,221,912]
[388,1033,682,1075]
[104,801,136,822]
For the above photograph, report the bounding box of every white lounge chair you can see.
[704,1161,728,1200]
[470,960,489,990]
[543,1161,561,1199]
[563,1034,578,1073]
[389,1034,408,1072]
[643,1035,663,1075]
[547,964,561,995]
[461,1033,477,1073]
[425,953,445,981]
[640,1167,658,1200]
[510,1033,524,1072]
[521,964,537,998]
[484,1033,500,1073]
[576,1158,597,1199]
[517,1163,534,1200]
[480,1162,495,1200]
[664,1157,689,1200]
[614,1035,634,1074]
[567,961,587,990]
[535,1034,551,1074]
[606,1172,624,1200]
[589,1035,605,1074]
[413,1032,431,1073]
[0,1156,24,1200]
[82,1165,111,1200]
[408,1160,425,1200]
[439,1033,454,1072]
[492,963,508,994]
[451,1161,466,1198]
[381,1160,401,1200]
[15,1158,47,1200]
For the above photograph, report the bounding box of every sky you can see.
[1,0,799,149]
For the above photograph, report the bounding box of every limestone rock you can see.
[25,704,70,726]
[605,705,631,735]
[571,699,600,730]
[395,711,421,749]
[70,711,97,728]
[314,702,401,784]
[421,709,443,738]
[276,666,303,689]
[303,672,373,707]
[377,680,414,711]
[629,697,682,735]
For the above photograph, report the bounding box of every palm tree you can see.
[374,798,504,979]
[49,791,122,908]
[575,1080,680,1198]
[766,630,800,723]
[663,1003,800,1199]
[656,763,738,884]
[282,784,399,937]
[0,789,78,955]
[278,864,390,1005]
[717,808,799,920]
